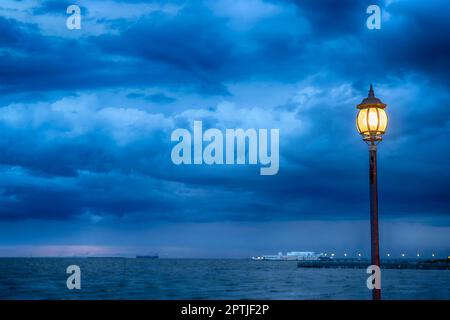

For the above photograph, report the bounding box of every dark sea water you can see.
[0,258,448,300]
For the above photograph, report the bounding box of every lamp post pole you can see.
[369,142,381,300]
[356,84,388,301]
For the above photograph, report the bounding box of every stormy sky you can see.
[0,0,449,257]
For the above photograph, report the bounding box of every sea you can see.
[0,258,448,300]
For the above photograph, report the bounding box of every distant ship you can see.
[136,254,159,259]
[252,251,328,261]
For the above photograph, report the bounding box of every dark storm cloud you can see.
[32,0,87,15]
[375,0,450,83]
[127,92,176,104]
[0,10,231,97]
[273,0,450,88]
[0,0,449,227]
[0,17,109,95]
[284,0,366,36]
[0,16,25,46]
[2,0,449,98]
[0,171,182,221]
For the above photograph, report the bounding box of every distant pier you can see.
[136,254,159,259]
[297,259,450,270]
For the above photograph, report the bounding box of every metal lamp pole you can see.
[369,142,381,300]
[356,84,388,301]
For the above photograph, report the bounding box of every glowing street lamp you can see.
[356,84,388,301]
[356,85,388,141]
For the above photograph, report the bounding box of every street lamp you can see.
[356,84,388,301]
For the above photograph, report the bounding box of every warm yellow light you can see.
[356,107,388,137]
[368,109,378,129]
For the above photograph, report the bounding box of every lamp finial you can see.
[369,84,375,98]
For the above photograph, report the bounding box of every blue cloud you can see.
[127,92,176,104]
[0,0,449,255]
